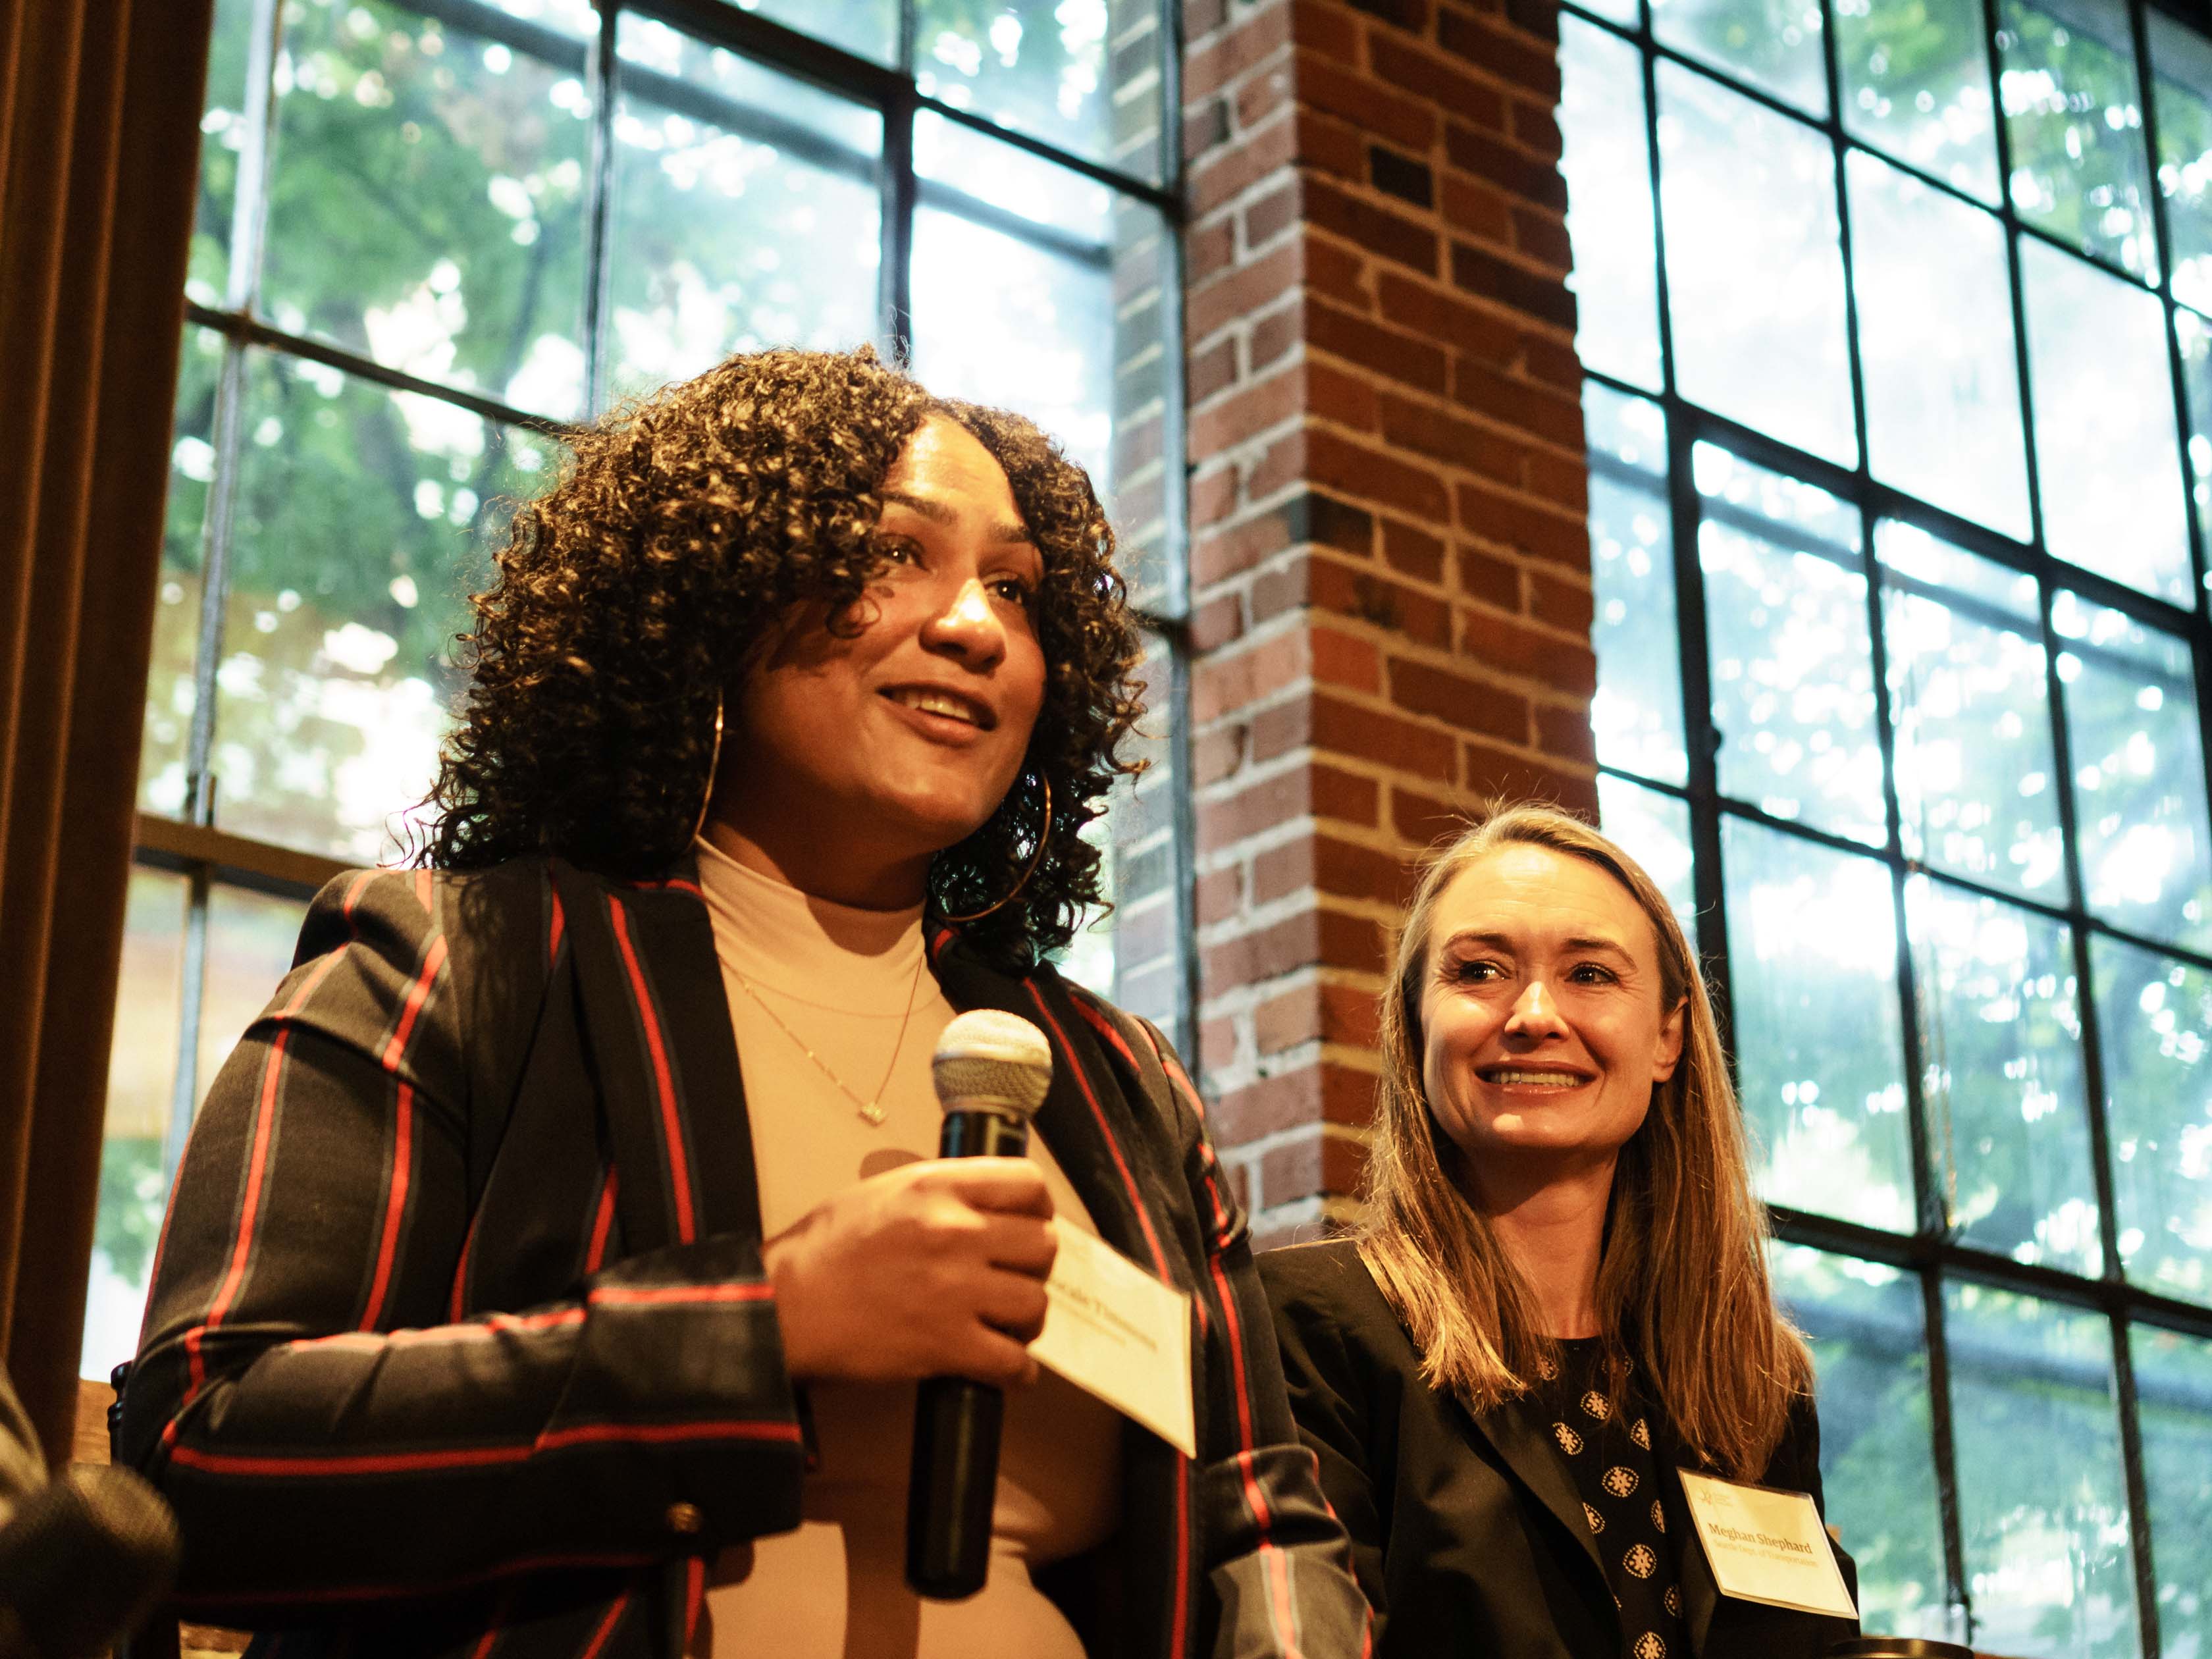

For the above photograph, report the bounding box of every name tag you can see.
[1029,1222,1196,1458]
[1677,1468,1859,1620]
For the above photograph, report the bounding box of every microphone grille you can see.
[932,1011,1053,1118]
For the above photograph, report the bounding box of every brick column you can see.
[1180,0,1598,1239]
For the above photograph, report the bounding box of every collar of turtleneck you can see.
[691,833,928,1017]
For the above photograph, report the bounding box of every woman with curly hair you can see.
[1259,806,1857,1659]
[120,348,1366,1659]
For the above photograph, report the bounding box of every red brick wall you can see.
[1180,0,1598,1238]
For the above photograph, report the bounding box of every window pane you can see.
[2132,1323,2212,1653]
[1723,816,1913,1230]
[608,18,882,403]
[1835,0,2001,204]
[141,326,227,821]
[1698,446,1885,845]
[2176,305,2212,573]
[1769,1247,1953,1640]
[1650,0,1827,115]
[1596,775,1697,939]
[262,0,596,420]
[2090,935,2212,1305]
[83,868,189,1382]
[2151,10,2212,311]
[211,351,550,862]
[1561,14,1663,392]
[741,0,898,65]
[1657,64,1856,467]
[1877,522,2063,897]
[198,884,314,1112]
[188,0,259,307]
[2053,592,2212,953]
[1907,877,2099,1273]
[1846,151,2030,540]
[1945,1282,2140,1659]
[2021,237,2192,602]
[1999,0,2160,280]
[1068,632,1180,1029]
[914,0,1164,181]
[1586,384,1683,783]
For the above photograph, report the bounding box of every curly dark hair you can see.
[421,347,1146,966]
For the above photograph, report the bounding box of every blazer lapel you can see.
[1656,1437,1722,1654]
[552,860,764,1254]
[1467,1390,1613,1591]
[926,937,1178,1286]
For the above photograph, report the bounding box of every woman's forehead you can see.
[1431,843,1659,959]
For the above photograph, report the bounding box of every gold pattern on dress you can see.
[1537,1356,1560,1381]
[1650,1499,1666,1533]
[1630,1417,1652,1450]
[1635,1633,1666,1659]
[1601,1465,1639,1498]
[1553,1422,1585,1455]
[1624,1543,1658,1579]
[1664,1587,1684,1618]
[1580,1389,1611,1421]
[1583,1502,1605,1533]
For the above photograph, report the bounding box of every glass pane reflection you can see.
[1835,0,2001,203]
[607,19,882,402]
[142,327,225,821]
[1650,0,1827,115]
[211,351,551,864]
[1561,15,1664,392]
[1657,63,1857,468]
[2053,592,2212,953]
[1723,815,1913,1230]
[262,0,596,419]
[1698,446,1885,846]
[1846,151,2029,539]
[2090,936,2212,1306]
[1585,384,1684,784]
[2021,238,2192,602]
[2132,1323,2212,1650]
[1596,775,1697,940]
[1944,1282,2140,1659]
[1907,877,2098,1274]
[914,0,1161,180]
[84,868,189,1382]
[2151,9,2212,312]
[1876,523,2062,898]
[1999,0,2160,280]
[1769,1247,1951,1639]
[742,0,898,66]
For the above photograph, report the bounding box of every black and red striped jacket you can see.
[118,856,1371,1658]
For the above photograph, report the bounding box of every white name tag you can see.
[1677,1468,1859,1621]
[1029,1222,1196,1458]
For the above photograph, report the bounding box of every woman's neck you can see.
[1465,1154,1617,1340]
[701,814,931,912]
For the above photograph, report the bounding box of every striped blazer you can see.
[118,856,1371,1658]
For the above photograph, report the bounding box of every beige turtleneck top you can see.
[689,835,1123,1659]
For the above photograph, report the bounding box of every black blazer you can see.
[1259,1239,1858,1659]
[119,858,1369,1658]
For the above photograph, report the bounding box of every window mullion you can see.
[583,3,619,415]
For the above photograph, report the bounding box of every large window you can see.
[89,0,1189,1381]
[1565,0,2212,1651]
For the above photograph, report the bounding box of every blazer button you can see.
[666,1502,705,1536]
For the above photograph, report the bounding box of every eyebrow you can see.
[880,489,1034,546]
[1439,929,1636,959]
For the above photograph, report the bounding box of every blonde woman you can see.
[1258,805,1857,1659]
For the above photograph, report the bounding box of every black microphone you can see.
[905,1009,1054,1601]
[0,1463,180,1659]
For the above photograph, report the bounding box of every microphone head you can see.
[932,1011,1053,1119]
[0,1463,180,1656]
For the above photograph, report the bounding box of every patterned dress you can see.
[1535,1337,1691,1659]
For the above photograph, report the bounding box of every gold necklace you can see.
[727,948,928,1126]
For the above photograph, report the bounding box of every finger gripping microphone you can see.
[906,1009,1054,1601]
[0,1464,180,1659]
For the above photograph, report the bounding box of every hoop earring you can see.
[936,776,1053,925]
[691,692,725,842]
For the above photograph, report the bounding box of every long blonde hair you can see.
[1355,803,1810,1479]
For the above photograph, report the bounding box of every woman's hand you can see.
[762,1157,1059,1388]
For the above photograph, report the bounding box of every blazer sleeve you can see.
[1255,1248,1392,1640]
[1111,1011,1372,1659]
[117,868,805,1624]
